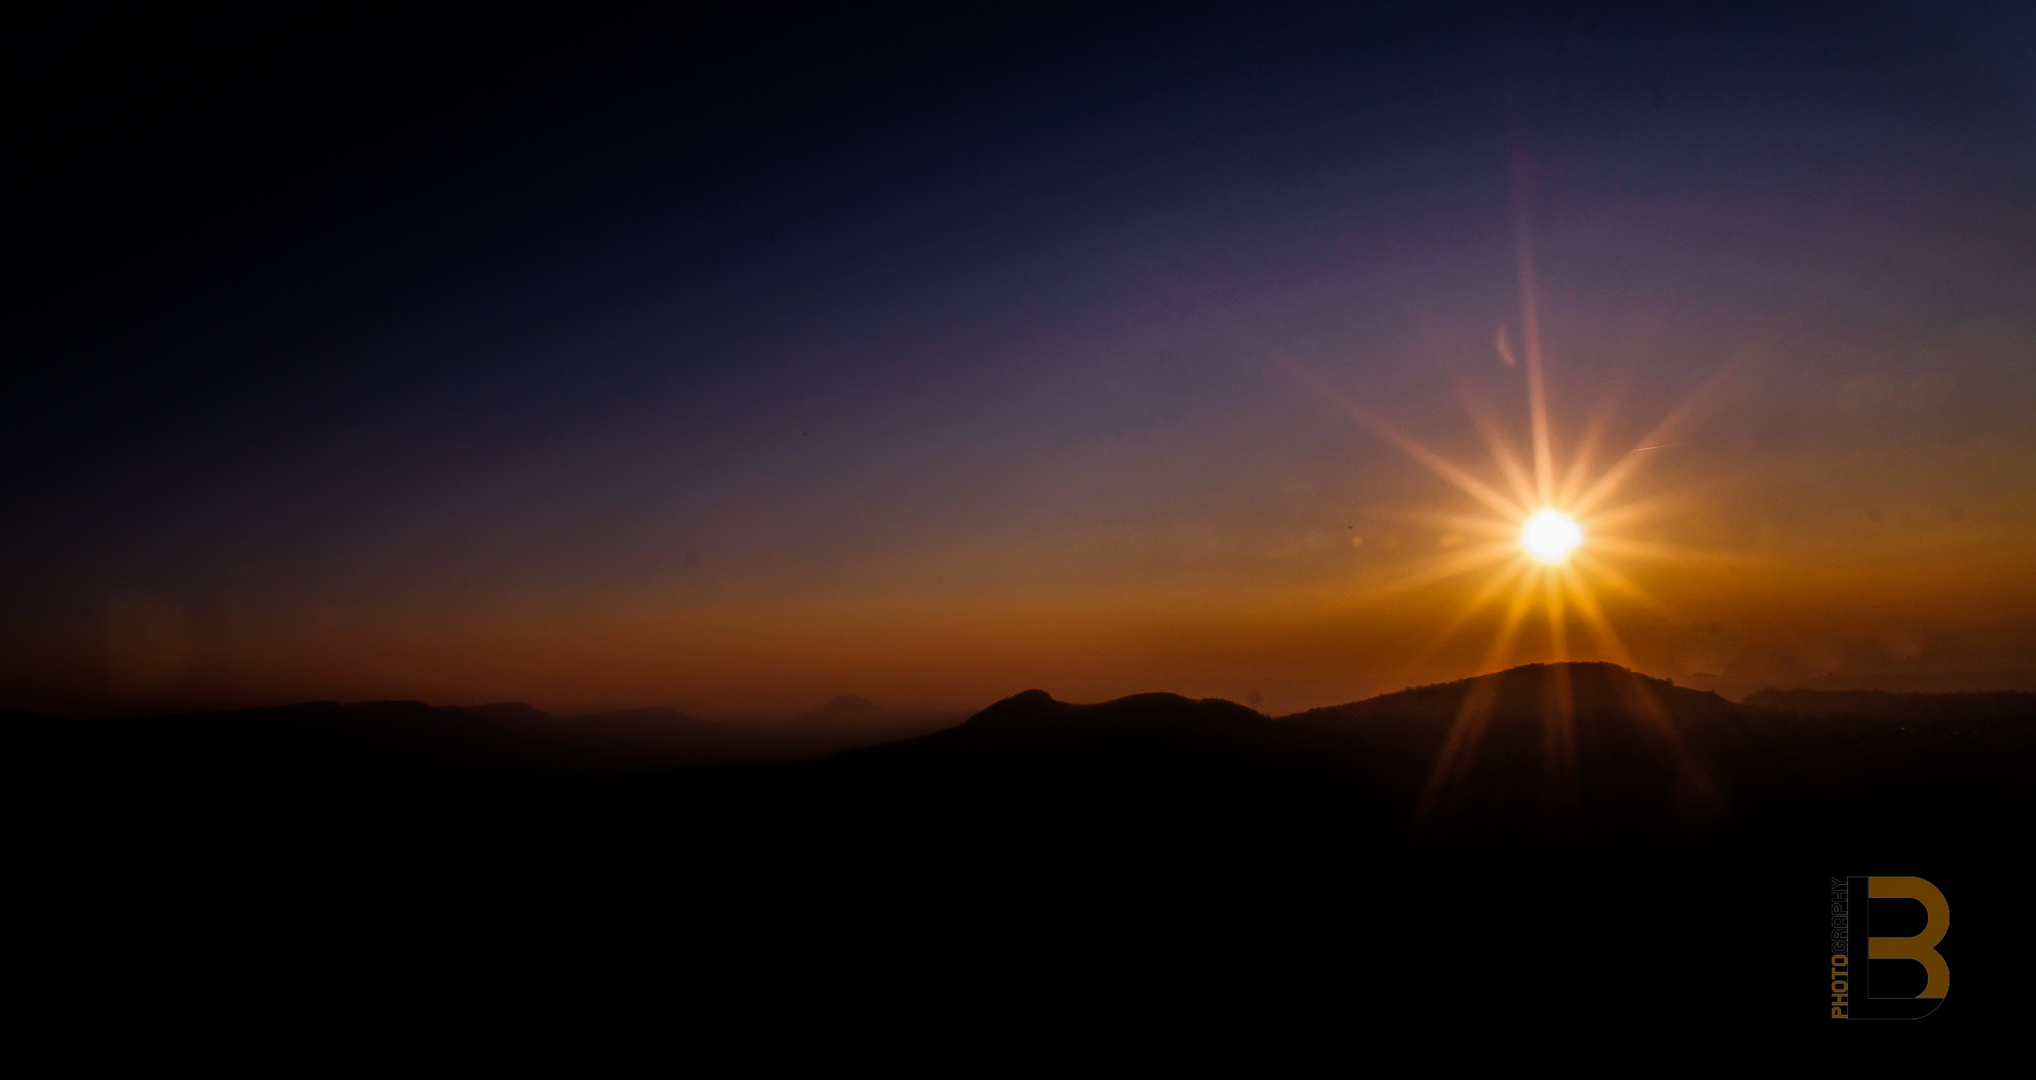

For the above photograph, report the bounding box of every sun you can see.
[1521,509,1582,564]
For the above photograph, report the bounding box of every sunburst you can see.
[1316,202,1736,841]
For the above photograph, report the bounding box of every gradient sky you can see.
[8,3,2035,718]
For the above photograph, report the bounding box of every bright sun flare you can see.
[1521,510,1582,564]
[1313,198,1732,840]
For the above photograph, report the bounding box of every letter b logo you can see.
[1849,875,1950,1019]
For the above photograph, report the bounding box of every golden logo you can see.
[1831,875,1949,1020]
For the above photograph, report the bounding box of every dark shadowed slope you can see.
[844,689,1270,764]
[492,706,760,771]
[464,702,553,726]
[478,698,966,770]
[6,695,970,776]
[776,695,965,750]
[11,700,521,774]
[15,663,2029,829]
[642,667,2030,1027]
[14,663,2034,1030]
[1744,687,2036,722]
[1275,662,1754,847]
[714,661,2036,858]
[773,690,1297,845]
[789,695,885,725]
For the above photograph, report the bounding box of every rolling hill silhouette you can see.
[7,695,970,776]
[13,662,2029,1028]
[712,661,2032,855]
[13,662,2029,838]
[777,694,961,747]
[1743,686,2036,722]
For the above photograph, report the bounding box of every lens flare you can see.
[1304,177,1742,846]
[1521,510,1582,564]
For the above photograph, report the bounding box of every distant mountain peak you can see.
[793,695,887,726]
[466,702,553,724]
[960,689,1055,724]
[962,689,1261,732]
[1281,660,1734,728]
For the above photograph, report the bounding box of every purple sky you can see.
[7,3,2035,717]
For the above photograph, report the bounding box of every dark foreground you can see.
[10,662,2030,1040]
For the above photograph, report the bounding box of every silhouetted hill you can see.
[465,701,553,725]
[506,706,759,772]
[20,663,2029,823]
[1289,660,1738,725]
[792,695,885,725]
[17,663,2031,1029]
[1264,662,1752,845]
[1744,687,2036,722]
[841,689,1268,764]
[14,700,520,775]
[691,661,2033,867]
[6,695,971,777]
[777,695,963,751]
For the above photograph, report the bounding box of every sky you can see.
[6,2,2035,718]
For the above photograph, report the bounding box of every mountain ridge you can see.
[14,662,2032,780]
[16,660,2030,1029]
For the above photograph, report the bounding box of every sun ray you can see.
[1560,576,1721,815]
[1583,535,1746,566]
[1576,489,1693,534]
[1540,565,1579,834]
[1556,411,1610,510]
[1525,344,1556,508]
[1409,564,1546,837]
[1554,369,1635,509]
[1346,405,1526,521]
[1541,651,1578,831]
[1513,183,1557,509]
[1567,550,1675,620]
[1394,555,1534,681]
[1541,566,1570,664]
[1561,565,1638,666]
[1279,365,1527,523]
[1597,656,1729,824]
[1568,362,1738,519]
[1411,672,1502,836]
[1370,507,1524,540]
[1345,540,1519,605]
[1483,568,1540,672]
[1455,378,1539,511]
[1564,571,1726,823]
